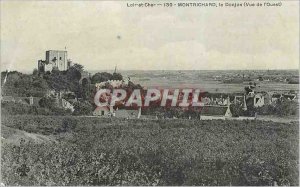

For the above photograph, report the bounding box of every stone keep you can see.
[38,50,71,72]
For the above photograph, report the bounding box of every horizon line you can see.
[2,68,299,74]
[86,68,300,71]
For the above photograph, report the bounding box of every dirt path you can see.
[1,125,56,145]
[76,115,298,124]
[255,115,299,123]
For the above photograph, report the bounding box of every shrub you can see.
[275,99,298,116]
[256,99,299,116]
[72,101,93,116]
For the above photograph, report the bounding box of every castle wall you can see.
[44,64,53,72]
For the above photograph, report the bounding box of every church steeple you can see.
[114,65,117,74]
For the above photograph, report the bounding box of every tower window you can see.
[59,57,62,60]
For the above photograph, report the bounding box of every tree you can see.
[91,72,113,84]
[32,69,38,76]
[51,66,59,73]
[39,96,57,109]
[275,98,298,116]
[66,66,82,81]
[230,104,243,117]
[43,71,69,91]
[73,101,93,115]
[41,65,84,97]
[73,63,84,72]
[112,72,123,80]
[244,86,252,95]
[1,71,49,97]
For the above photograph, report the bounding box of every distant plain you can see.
[90,70,299,93]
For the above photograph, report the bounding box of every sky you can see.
[1,1,299,72]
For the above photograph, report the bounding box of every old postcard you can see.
[1,1,299,186]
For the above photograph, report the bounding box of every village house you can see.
[55,98,75,112]
[95,78,130,91]
[93,105,141,119]
[93,106,112,116]
[114,107,141,119]
[200,96,229,106]
[2,96,40,106]
[282,93,297,101]
[1,96,15,103]
[199,105,232,120]
[253,93,264,107]
[271,93,282,103]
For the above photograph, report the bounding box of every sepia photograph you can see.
[0,1,299,186]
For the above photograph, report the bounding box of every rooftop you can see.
[200,105,229,116]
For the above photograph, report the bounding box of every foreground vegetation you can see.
[1,115,299,186]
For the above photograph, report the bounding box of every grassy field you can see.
[1,115,299,186]
[117,70,299,93]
